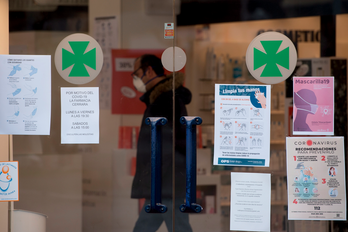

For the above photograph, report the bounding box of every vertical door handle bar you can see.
[144,117,168,213]
[179,116,203,213]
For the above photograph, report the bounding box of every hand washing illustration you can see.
[237,123,247,131]
[8,106,19,119]
[251,138,262,146]
[235,108,246,117]
[221,136,232,146]
[236,137,247,146]
[29,65,38,76]
[254,90,267,109]
[22,64,38,77]
[223,108,233,116]
[222,121,233,130]
[24,107,38,119]
[8,63,38,77]
[24,84,38,97]
[9,64,21,76]
[251,123,263,130]
[7,83,21,97]
[253,109,262,117]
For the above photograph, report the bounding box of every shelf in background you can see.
[272,201,288,206]
[271,110,285,115]
[271,140,285,145]
[199,78,215,82]
[199,109,213,112]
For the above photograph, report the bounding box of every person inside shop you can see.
[130,54,193,232]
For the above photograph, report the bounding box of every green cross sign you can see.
[62,41,96,77]
[245,32,297,84]
[254,40,289,77]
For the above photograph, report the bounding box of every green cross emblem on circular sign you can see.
[246,31,297,84]
[54,33,103,85]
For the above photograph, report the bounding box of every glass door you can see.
[9,1,348,232]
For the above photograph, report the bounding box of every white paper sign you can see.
[286,137,346,220]
[214,84,271,167]
[61,87,99,144]
[0,55,51,135]
[0,161,19,202]
[230,172,271,231]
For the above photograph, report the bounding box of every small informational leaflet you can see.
[293,77,334,135]
[61,87,99,144]
[164,23,174,39]
[214,84,271,167]
[0,55,51,135]
[230,172,271,232]
[287,137,346,220]
[0,161,19,202]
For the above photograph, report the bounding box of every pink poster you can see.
[293,77,334,135]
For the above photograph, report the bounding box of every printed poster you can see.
[230,172,271,231]
[286,137,346,220]
[213,84,271,167]
[61,87,99,144]
[94,16,119,110]
[0,161,19,202]
[0,55,51,135]
[293,77,334,135]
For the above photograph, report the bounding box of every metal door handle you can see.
[179,116,203,213]
[144,117,167,213]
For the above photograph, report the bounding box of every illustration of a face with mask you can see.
[294,89,318,132]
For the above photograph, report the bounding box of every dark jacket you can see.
[131,72,192,199]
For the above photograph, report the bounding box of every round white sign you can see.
[245,31,297,84]
[54,33,103,85]
[161,46,187,72]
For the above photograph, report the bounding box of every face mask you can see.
[132,68,163,93]
[133,75,147,93]
[295,92,318,114]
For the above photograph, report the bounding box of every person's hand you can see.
[255,90,266,109]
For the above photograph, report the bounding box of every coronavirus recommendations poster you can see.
[293,77,334,135]
[286,137,346,220]
[213,84,271,167]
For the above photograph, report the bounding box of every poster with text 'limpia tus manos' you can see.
[214,84,271,167]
